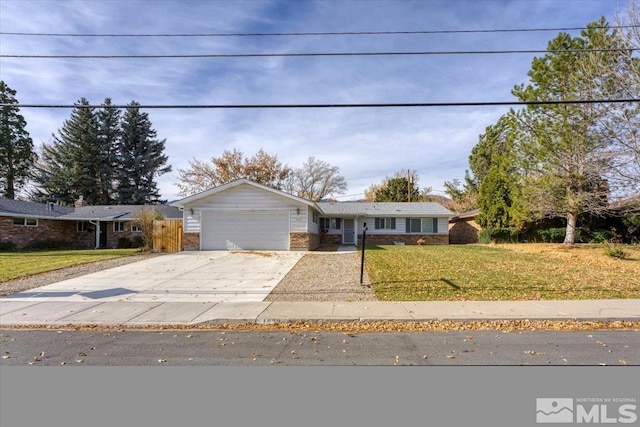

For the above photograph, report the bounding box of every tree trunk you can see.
[564,212,578,244]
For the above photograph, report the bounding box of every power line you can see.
[2,48,636,59]
[4,99,638,109]
[0,25,634,38]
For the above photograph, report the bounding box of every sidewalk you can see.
[2,299,639,326]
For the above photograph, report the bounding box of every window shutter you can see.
[390,218,396,229]
[375,218,380,229]
[336,218,341,229]
[433,218,438,233]
[405,218,410,232]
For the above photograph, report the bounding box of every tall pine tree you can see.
[0,81,36,199]
[116,101,171,204]
[33,98,100,205]
[95,98,121,204]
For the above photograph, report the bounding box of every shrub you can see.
[131,235,145,248]
[479,228,520,244]
[535,228,566,243]
[116,237,132,249]
[0,241,17,251]
[603,241,628,259]
[27,239,73,250]
[589,230,616,243]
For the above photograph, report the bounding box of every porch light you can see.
[189,208,194,216]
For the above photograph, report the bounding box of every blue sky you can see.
[0,0,627,202]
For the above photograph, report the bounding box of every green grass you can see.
[0,249,142,282]
[364,244,640,301]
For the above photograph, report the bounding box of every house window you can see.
[114,222,125,232]
[312,212,318,224]
[13,217,38,227]
[407,218,438,233]
[375,218,395,230]
[321,218,341,230]
[131,225,142,233]
[77,221,89,232]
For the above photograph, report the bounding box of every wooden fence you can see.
[152,220,183,253]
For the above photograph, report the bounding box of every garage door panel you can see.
[201,211,290,250]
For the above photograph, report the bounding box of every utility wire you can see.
[5,99,638,109]
[0,25,634,37]
[2,48,637,59]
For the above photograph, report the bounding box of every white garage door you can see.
[201,211,290,250]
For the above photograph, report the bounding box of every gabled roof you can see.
[0,198,181,220]
[450,209,480,221]
[171,178,320,210]
[318,202,455,217]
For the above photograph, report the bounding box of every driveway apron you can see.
[2,251,304,304]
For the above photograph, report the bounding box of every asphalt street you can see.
[1,329,638,366]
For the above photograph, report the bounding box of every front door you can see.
[343,219,355,244]
[99,221,108,248]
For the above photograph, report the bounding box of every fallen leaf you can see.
[619,359,628,365]
[158,359,167,363]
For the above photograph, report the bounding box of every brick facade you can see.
[319,233,342,246]
[1,216,94,249]
[448,218,480,244]
[0,216,149,249]
[183,232,200,251]
[105,221,144,248]
[290,232,320,250]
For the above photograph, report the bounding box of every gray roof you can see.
[0,198,181,220]
[317,202,455,217]
[0,198,74,218]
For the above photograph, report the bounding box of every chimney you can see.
[74,195,88,208]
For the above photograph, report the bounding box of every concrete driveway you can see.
[4,251,304,304]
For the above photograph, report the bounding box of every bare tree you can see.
[175,149,290,196]
[284,156,347,201]
[132,206,162,251]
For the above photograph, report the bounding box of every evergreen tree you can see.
[0,81,36,199]
[512,19,633,243]
[116,101,171,204]
[470,113,525,228]
[95,98,121,204]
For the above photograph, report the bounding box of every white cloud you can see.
[0,0,624,202]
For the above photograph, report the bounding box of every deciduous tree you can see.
[284,156,347,201]
[176,149,290,196]
[365,170,429,202]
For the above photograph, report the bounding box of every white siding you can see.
[307,207,320,234]
[182,184,309,233]
[436,217,449,234]
[358,217,449,235]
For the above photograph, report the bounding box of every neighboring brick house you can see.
[448,209,481,244]
[0,197,181,249]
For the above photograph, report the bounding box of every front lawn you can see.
[0,249,142,282]
[364,244,640,301]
